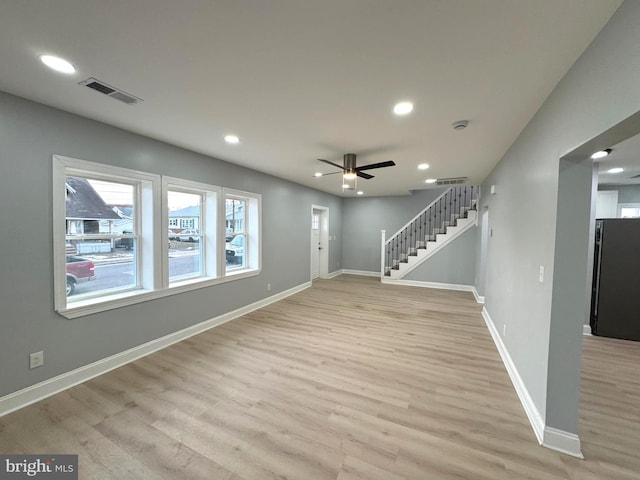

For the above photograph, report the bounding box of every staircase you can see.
[381,185,478,280]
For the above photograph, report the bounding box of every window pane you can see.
[226,198,246,270]
[226,233,245,269]
[169,240,201,279]
[65,176,137,299]
[168,191,202,281]
[620,207,640,218]
[225,198,245,235]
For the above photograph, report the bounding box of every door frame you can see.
[311,205,329,280]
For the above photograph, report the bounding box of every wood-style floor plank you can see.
[0,275,638,479]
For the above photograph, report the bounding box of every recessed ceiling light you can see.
[425,178,437,184]
[224,134,240,144]
[591,148,612,159]
[314,172,323,177]
[607,167,624,174]
[40,55,76,74]
[418,163,429,170]
[357,191,364,195]
[393,101,413,116]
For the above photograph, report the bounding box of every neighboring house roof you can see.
[112,205,133,219]
[65,177,121,220]
[169,205,200,217]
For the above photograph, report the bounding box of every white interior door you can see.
[311,206,329,280]
[311,224,320,279]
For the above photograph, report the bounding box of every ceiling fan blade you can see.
[357,171,374,180]
[355,160,396,171]
[318,158,346,170]
[315,171,342,177]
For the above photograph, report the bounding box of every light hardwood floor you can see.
[0,275,638,479]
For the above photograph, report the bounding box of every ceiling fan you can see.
[317,153,396,180]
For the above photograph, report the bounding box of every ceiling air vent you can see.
[79,77,142,105]
[435,177,467,185]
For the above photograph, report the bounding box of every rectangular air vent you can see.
[435,177,467,185]
[79,77,142,105]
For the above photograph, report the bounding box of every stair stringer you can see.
[383,209,477,281]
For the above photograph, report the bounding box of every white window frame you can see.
[224,188,261,276]
[53,156,262,319]
[53,155,161,318]
[162,177,220,289]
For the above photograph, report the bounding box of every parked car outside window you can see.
[177,229,200,242]
[226,235,244,264]
[66,256,96,295]
[115,230,134,250]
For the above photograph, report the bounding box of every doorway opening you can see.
[477,206,490,298]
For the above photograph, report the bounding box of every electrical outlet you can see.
[29,351,44,369]
[538,266,545,283]
[503,325,506,337]
[267,283,271,291]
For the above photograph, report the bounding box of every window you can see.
[225,188,261,274]
[163,177,219,287]
[53,155,159,316]
[168,190,203,281]
[225,197,246,269]
[65,176,138,296]
[53,156,261,318]
[312,213,320,230]
[618,203,640,218]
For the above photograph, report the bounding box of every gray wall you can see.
[403,227,476,285]
[478,0,639,436]
[342,189,477,284]
[342,189,446,272]
[0,91,342,397]
[599,183,640,203]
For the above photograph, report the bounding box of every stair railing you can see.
[380,185,478,277]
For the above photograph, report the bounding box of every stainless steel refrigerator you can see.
[590,218,640,341]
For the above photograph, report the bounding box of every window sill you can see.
[57,268,261,319]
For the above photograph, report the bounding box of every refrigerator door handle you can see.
[593,226,604,317]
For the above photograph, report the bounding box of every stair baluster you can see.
[381,185,479,278]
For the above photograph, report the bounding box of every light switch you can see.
[538,266,544,283]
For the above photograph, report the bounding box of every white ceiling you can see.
[597,133,640,185]
[0,0,622,196]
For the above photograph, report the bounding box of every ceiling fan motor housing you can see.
[344,153,357,172]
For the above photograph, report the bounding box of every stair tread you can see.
[384,187,477,278]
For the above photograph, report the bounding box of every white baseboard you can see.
[0,281,311,418]
[326,269,343,279]
[381,278,474,293]
[481,306,583,458]
[472,287,485,304]
[583,324,592,336]
[481,307,545,443]
[543,426,584,459]
[341,269,380,277]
